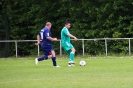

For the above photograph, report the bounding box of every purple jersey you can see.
[38,27,52,45]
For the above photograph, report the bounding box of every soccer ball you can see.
[79,60,86,66]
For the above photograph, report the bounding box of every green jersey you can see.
[61,27,70,44]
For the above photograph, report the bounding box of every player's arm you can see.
[35,34,41,45]
[64,28,77,40]
[46,37,57,41]
[67,33,78,40]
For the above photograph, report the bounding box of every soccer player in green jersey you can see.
[61,21,78,66]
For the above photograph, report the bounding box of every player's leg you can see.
[69,48,76,62]
[68,48,76,66]
[66,43,75,63]
[51,50,57,66]
[35,55,52,66]
[37,55,52,61]
[49,45,59,67]
[51,50,60,67]
[35,46,52,66]
[62,43,75,66]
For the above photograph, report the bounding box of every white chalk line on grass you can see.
[0,77,50,84]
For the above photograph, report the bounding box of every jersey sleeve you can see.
[63,28,70,35]
[38,31,43,39]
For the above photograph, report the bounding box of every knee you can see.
[51,50,56,57]
[72,48,76,53]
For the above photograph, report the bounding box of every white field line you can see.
[0,77,50,84]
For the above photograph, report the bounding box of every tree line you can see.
[1,0,133,57]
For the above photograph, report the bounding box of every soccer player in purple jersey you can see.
[35,22,60,67]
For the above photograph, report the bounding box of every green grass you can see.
[0,56,133,88]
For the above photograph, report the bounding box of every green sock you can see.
[69,52,74,62]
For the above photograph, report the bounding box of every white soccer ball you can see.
[79,60,86,66]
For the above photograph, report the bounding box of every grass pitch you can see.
[0,56,133,88]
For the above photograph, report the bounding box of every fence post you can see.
[129,39,131,55]
[38,45,40,56]
[105,39,108,56]
[60,40,62,56]
[82,40,84,56]
[15,41,18,58]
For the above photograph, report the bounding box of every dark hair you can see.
[64,21,71,25]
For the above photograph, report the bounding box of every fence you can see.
[0,38,133,57]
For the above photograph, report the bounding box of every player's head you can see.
[45,22,52,29]
[64,21,71,29]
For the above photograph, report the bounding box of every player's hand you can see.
[74,37,78,41]
[53,38,58,41]
[35,42,40,46]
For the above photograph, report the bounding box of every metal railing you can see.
[0,38,133,57]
